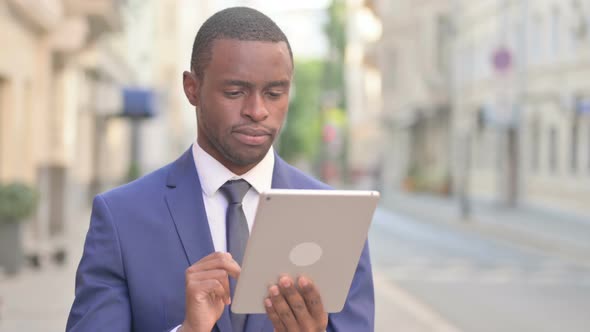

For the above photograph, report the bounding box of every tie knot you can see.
[220,179,251,204]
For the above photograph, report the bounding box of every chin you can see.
[230,147,269,166]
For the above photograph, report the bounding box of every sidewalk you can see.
[0,207,89,332]
[381,190,590,265]
[373,271,462,332]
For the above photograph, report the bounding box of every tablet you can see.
[231,189,379,314]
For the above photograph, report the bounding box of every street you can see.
[370,207,590,332]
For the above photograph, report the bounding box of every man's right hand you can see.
[180,252,241,332]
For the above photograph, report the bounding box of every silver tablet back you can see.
[232,189,379,314]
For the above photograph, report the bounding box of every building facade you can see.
[451,0,590,214]
[0,0,132,265]
[351,0,590,215]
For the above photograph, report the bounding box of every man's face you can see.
[183,39,293,175]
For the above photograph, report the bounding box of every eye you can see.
[266,91,283,99]
[224,91,243,98]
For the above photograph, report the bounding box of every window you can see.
[384,49,397,91]
[571,0,589,46]
[571,117,579,172]
[549,126,559,173]
[466,41,475,80]
[530,14,542,63]
[588,121,590,171]
[530,116,540,172]
[23,80,33,172]
[436,15,451,73]
[496,130,503,171]
[0,77,5,179]
[551,7,561,57]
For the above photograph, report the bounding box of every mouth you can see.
[233,127,272,146]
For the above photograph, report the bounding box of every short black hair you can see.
[190,7,294,78]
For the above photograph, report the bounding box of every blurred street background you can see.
[1,0,590,331]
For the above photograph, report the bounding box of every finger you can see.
[189,252,233,268]
[268,285,299,331]
[278,276,314,327]
[269,285,300,331]
[203,279,227,304]
[187,254,241,279]
[187,252,235,274]
[187,279,228,305]
[298,276,326,320]
[189,269,232,304]
[264,297,287,332]
[193,251,232,265]
[186,253,229,276]
[186,270,231,305]
[197,259,240,280]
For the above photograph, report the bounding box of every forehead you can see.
[205,39,293,82]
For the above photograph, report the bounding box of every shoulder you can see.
[275,157,332,190]
[98,162,172,204]
[98,147,194,203]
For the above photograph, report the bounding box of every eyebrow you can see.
[222,80,254,89]
[221,79,290,89]
[265,80,290,89]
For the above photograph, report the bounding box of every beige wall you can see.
[0,1,51,184]
[0,0,127,184]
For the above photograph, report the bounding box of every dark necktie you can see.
[219,179,251,332]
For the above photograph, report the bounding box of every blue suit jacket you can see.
[67,147,374,331]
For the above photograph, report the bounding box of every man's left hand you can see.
[264,275,328,332]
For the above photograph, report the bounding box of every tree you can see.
[276,60,324,163]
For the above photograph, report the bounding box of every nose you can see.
[242,93,269,122]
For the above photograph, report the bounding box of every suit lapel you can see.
[164,147,233,332]
[244,154,292,332]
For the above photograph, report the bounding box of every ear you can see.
[182,71,200,106]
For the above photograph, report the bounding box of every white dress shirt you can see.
[171,143,275,332]
[192,142,274,252]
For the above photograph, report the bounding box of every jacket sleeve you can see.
[66,195,132,331]
[327,240,375,331]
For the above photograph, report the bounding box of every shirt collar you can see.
[192,142,275,196]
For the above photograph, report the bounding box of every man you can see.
[67,7,374,332]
